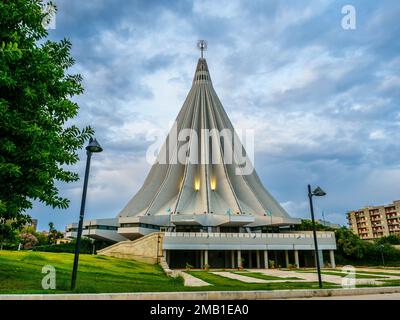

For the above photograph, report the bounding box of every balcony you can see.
[65,231,77,239]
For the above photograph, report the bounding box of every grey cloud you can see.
[29,0,400,230]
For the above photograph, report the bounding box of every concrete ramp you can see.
[97,232,163,264]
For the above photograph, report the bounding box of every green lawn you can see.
[6,251,400,294]
[0,251,342,294]
[0,251,186,294]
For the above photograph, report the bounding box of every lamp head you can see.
[86,138,103,153]
[312,186,326,197]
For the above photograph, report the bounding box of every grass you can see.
[2,251,399,294]
[0,251,342,294]
[0,251,186,294]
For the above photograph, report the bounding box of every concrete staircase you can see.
[97,232,164,264]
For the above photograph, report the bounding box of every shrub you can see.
[268,260,275,269]
[185,262,193,271]
[32,238,107,254]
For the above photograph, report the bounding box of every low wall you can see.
[97,232,163,264]
[2,286,400,300]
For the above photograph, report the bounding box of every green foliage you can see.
[185,262,193,271]
[46,222,63,244]
[20,225,36,235]
[32,238,100,254]
[375,235,400,245]
[293,219,335,232]
[268,259,275,269]
[0,221,18,249]
[18,232,38,249]
[0,0,93,231]
[335,227,364,259]
[294,221,400,265]
[35,231,49,246]
[334,227,400,265]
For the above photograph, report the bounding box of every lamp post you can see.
[380,244,385,267]
[71,138,103,290]
[308,184,326,289]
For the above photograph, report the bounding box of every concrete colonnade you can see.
[163,249,336,269]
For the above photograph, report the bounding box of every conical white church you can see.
[66,44,336,269]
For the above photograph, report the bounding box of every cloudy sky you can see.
[30,0,400,231]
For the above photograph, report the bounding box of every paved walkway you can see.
[246,269,384,286]
[178,271,212,287]
[212,271,268,283]
[346,267,400,275]
[177,268,400,287]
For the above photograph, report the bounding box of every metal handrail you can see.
[164,231,334,238]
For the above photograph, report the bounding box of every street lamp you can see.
[71,138,103,290]
[308,184,326,289]
[380,244,385,267]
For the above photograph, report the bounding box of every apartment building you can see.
[347,200,400,239]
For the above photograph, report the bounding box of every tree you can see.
[335,227,364,259]
[0,1,93,231]
[375,235,400,246]
[0,220,18,250]
[18,232,38,249]
[293,219,335,232]
[35,231,50,246]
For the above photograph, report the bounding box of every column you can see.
[231,251,235,268]
[256,251,260,269]
[249,251,253,268]
[204,250,209,267]
[264,250,269,269]
[318,250,324,268]
[330,250,336,269]
[237,250,242,268]
[285,250,289,268]
[294,250,299,268]
[200,250,204,268]
[195,250,199,268]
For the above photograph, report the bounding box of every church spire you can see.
[194,40,210,83]
[197,40,207,59]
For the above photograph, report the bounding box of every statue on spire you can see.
[197,40,207,59]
